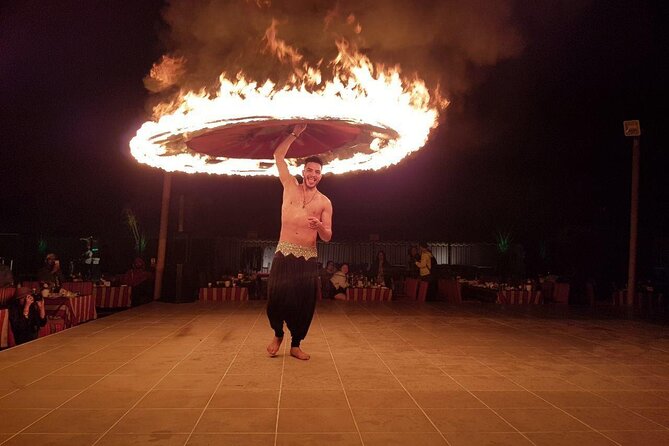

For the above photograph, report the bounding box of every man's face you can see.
[302,162,322,189]
[46,256,56,267]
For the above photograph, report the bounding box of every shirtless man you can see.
[266,123,333,360]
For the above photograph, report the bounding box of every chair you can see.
[39,316,66,337]
[553,283,570,304]
[404,278,419,300]
[416,280,429,302]
[438,279,462,303]
[0,288,16,307]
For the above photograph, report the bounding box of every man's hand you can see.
[307,217,321,230]
[292,123,307,137]
[24,296,34,314]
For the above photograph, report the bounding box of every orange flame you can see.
[130,23,448,176]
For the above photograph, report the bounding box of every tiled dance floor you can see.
[1,301,669,445]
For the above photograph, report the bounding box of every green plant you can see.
[124,209,147,256]
[495,231,512,254]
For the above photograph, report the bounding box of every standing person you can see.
[415,241,436,300]
[369,250,392,287]
[266,124,333,360]
[407,246,420,278]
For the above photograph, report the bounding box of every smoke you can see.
[145,0,526,100]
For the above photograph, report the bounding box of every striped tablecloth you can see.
[496,289,543,304]
[93,286,132,308]
[38,316,66,338]
[346,287,393,301]
[199,287,249,302]
[44,294,97,326]
[0,308,13,348]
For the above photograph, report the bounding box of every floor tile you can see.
[63,390,145,409]
[353,408,436,432]
[209,389,279,408]
[346,389,417,409]
[275,433,362,445]
[444,432,534,445]
[425,408,513,433]
[278,408,356,433]
[494,408,589,432]
[565,407,665,430]
[361,432,447,446]
[602,430,669,446]
[525,431,617,445]
[97,433,189,445]
[187,433,274,445]
[194,409,277,433]
[1,433,99,446]
[280,389,349,408]
[472,391,551,408]
[24,409,125,433]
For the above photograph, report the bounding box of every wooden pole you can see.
[626,137,640,305]
[153,173,172,300]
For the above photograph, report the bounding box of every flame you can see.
[130,27,448,177]
[144,55,186,93]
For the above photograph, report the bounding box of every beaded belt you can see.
[276,241,318,260]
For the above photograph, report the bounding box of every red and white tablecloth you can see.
[496,289,543,304]
[93,286,132,308]
[199,287,249,302]
[0,308,14,348]
[346,287,393,301]
[44,294,97,326]
[38,316,66,338]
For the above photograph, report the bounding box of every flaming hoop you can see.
[130,41,446,176]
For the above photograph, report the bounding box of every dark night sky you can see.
[1,0,667,277]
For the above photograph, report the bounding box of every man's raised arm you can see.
[274,123,307,186]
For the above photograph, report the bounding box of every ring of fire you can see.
[130,49,445,176]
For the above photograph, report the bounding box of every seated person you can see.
[37,253,65,287]
[9,289,47,345]
[330,263,350,301]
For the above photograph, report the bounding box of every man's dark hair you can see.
[304,156,323,167]
[418,241,429,249]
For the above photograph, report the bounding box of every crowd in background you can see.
[318,242,437,300]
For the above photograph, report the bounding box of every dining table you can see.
[43,294,97,327]
[0,308,13,348]
[496,289,543,304]
[93,285,132,308]
[199,286,249,302]
[346,287,393,301]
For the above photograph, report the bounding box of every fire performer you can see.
[266,123,333,360]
